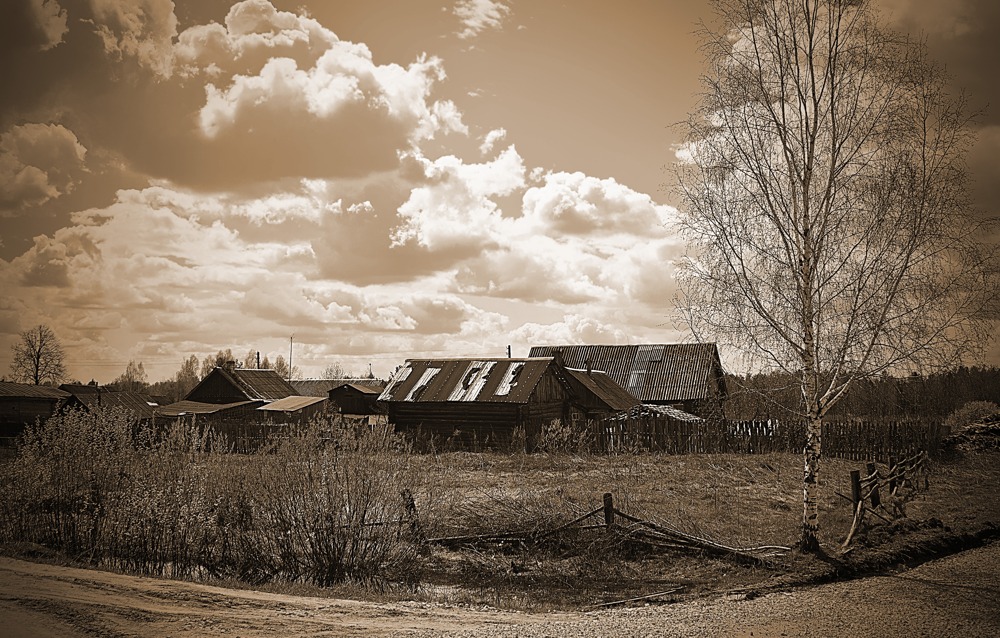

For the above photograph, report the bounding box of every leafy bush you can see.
[944,401,1000,430]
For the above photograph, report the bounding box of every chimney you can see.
[222,359,236,373]
[552,348,565,368]
[585,359,593,376]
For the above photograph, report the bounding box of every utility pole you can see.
[288,335,294,381]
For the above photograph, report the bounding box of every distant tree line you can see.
[724,366,1000,422]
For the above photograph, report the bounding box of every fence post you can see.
[603,492,615,530]
[865,462,881,509]
[888,456,898,495]
[850,470,862,507]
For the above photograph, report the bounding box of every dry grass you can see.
[2,410,998,610]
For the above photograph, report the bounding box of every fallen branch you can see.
[589,586,685,608]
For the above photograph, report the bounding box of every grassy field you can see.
[2,410,998,610]
[403,447,1000,608]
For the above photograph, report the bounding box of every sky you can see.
[1,0,998,384]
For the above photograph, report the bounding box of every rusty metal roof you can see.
[528,344,727,403]
[378,358,554,404]
[257,395,327,412]
[0,381,70,399]
[564,368,640,411]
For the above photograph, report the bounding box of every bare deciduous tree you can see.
[10,324,67,385]
[675,0,997,551]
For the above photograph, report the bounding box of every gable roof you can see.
[564,368,641,411]
[292,378,385,397]
[186,367,297,403]
[0,381,70,400]
[528,344,728,403]
[379,358,555,404]
[60,384,158,418]
[330,383,383,396]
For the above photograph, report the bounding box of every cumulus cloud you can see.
[479,127,506,155]
[510,314,631,349]
[89,0,178,78]
[175,0,337,76]
[0,123,87,214]
[390,147,682,306]
[29,0,68,50]
[0,183,513,380]
[392,145,525,252]
[453,0,510,40]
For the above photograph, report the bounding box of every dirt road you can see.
[2,543,999,637]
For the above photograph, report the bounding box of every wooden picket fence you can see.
[596,415,948,460]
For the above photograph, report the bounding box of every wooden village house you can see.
[156,364,326,442]
[528,344,728,420]
[378,355,639,450]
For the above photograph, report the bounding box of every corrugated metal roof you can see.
[291,378,384,397]
[379,358,554,404]
[0,381,70,399]
[528,344,727,402]
[257,395,326,412]
[564,368,640,411]
[155,400,257,417]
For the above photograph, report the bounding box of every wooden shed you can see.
[328,382,386,415]
[378,356,638,450]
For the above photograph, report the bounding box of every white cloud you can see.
[89,0,178,78]
[453,0,511,40]
[0,123,87,214]
[479,127,507,155]
[392,145,525,251]
[29,0,68,50]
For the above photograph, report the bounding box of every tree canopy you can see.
[675,0,997,550]
[9,324,67,385]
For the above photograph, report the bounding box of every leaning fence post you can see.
[603,492,615,530]
[866,462,881,509]
[888,456,898,495]
[850,470,862,507]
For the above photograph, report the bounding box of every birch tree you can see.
[675,0,997,551]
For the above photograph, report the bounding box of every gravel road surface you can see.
[2,542,998,637]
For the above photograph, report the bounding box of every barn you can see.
[378,356,639,450]
[528,344,728,419]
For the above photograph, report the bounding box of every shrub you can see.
[944,401,1000,430]
[0,411,422,588]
